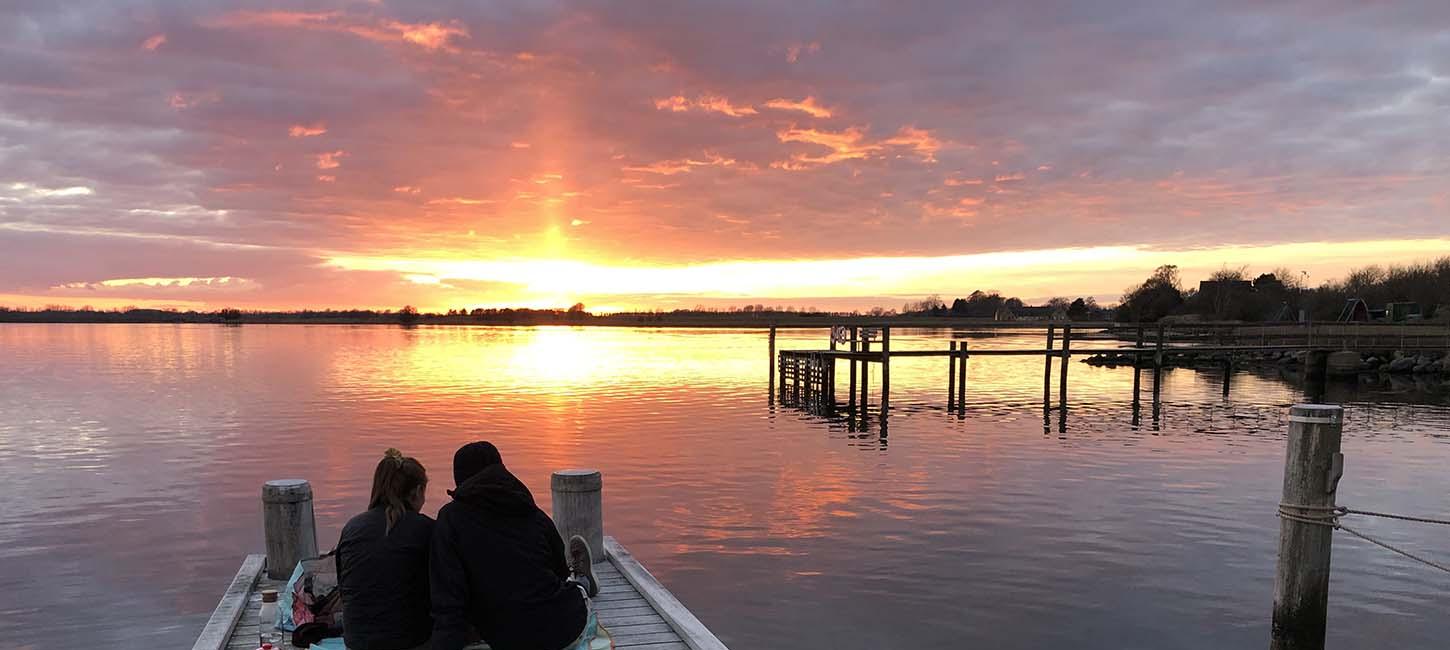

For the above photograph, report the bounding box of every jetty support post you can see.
[1132,326,1145,413]
[1058,325,1072,411]
[1270,405,1344,650]
[1153,323,1166,413]
[957,340,968,414]
[262,479,318,580]
[1304,350,1330,403]
[768,326,776,400]
[880,326,891,420]
[859,337,870,415]
[1043,325,1056,410]
[552,469,605,563]
[849,327,858,411]
[948,341,957,409]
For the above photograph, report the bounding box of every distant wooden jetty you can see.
[771,321,1450,424]
[194,474,726,650]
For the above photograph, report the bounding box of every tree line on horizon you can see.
[4,256,1446,324]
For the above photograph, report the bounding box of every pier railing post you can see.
[552,469,605,564]
[262,479,318,580]
[957,340,968,413]
[1271,405,1343,650]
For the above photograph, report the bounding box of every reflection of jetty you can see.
[771,322,1450,425]
[194,474,727,650]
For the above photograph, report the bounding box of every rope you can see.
[1276,503,1450,575]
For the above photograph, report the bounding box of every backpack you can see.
[277,552,344,632]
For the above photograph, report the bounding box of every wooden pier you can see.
[195,475,726,650]
[771,321,1450,421]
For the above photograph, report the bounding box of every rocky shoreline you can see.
[1083,348,1450,377]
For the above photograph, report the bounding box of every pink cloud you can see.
[315,151,345,169]
[141,34,166,51]
[288,123,327,137]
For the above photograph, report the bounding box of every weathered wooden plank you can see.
[613,631,684,645]
[614,642,688,650]
[605,537,728,650]
[608,622,674,635]
[598,613,670,627]
[193,554,265,650]
[597,605,659,618]
[594,596,651,610]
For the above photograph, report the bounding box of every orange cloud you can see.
[315,150,345,169]
[316,174,336,182]
[653,94,757,117]
[945,177,983,186]
[624,152,735,175]
[392,186,421,194]
[141,34,166,51]
[775,125,940,168]
[881,126,940,162]
[288,122,327,137]
[995,172,1026,182]
[208,10,467,51]
[168,91,219,110]
[764,96,833,118]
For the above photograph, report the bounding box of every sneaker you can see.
[568,534,598,597]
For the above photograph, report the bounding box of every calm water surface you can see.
[3,324,1450,649]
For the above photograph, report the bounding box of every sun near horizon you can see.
[3,3,1448,313]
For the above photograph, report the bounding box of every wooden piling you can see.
[1058,325,1072,411]
[1043,325,1056,410]
[957,340,968,413]
[768,326,776,397]
[552,469,605,563]
[262,479,318,580]
[880,327,891,418]
[859,338,870,412]
[1270,405,1343,650]
[948,341,957,409]
[1132,326,1145,411]
[849,327,858,411]
[1152,323,1166,409]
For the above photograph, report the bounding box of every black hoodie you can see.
[429,464,587,650]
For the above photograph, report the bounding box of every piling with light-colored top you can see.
[262,479,318,580]
[1270,404,1344,650]
[552,469,604,563]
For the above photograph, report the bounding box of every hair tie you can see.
[384,448,405,466]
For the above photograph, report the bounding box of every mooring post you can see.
[768,326,776,398]
[880,326,891,419]
[852,335,864,412]
[1043,324,1056,410]
[1304,350,1330,403]
[948,340,957,409]
[1058,325,1072,411]
[1153,323,1166,410]
[1132,326,1145,410]
[262,479,318,580]
[1223,354,1233,398]
[849,327,858,411]
[1270,405,1344,650]
[552,469,605,564]
[957,339,968,413]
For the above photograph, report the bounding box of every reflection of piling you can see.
[859,338,870,414]
[1152,324,1166,416]
[1132,326,1145,415]
[1304,350,1330,403]
[848,327,858,411]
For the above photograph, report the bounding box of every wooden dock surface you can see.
[198,537,724,650]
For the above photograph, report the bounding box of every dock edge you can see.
[604,536,729,650]
[193,554,265,650]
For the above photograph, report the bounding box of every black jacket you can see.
[336,507,435,650]
[430,464,587,650]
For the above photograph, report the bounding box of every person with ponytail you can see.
[335,448,434,650]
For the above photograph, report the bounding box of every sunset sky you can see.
[2,1,1448,312]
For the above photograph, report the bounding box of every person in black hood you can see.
[430,441,600,650]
